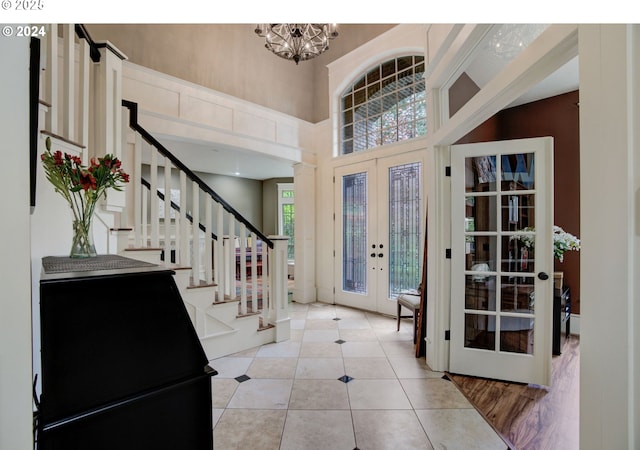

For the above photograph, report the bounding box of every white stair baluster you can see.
[150,150,159,248]
[239,224,247,315]
[227,212,236,300]
[251,232,258,313]
[215,203,224,302]
[133,133,143,247]
[142,184,148,247]
[191,181,200,285]
[62,24,75,142]
[45,24,58,135]
[205,196,213,284]
[163,156,172,265]
[179,171,188,266]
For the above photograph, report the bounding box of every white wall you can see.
[579,24,640,449]
[0,33,34,450]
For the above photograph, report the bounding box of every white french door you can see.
[334,151,425,315]
[449,137,554,386]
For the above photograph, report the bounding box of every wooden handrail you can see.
[123,100,273,248]
[74,24,101,62]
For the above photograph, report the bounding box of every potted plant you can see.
[511,225,580,288]
[40,137,129,258]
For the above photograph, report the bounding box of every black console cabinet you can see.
[553,286,571,355]
[36,255,216,450]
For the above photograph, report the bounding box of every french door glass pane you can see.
[501,153,535,190]
[342,172,368,294]
[388,162,422,298]
[500,317,534,354]
[465,313,496,350]
[466,155,497,192]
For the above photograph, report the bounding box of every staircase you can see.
[34,24,291,361]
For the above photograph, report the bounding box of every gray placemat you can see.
[42,255,157,274]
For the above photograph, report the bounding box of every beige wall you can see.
[86,24,395,123]
[262,177,294,235]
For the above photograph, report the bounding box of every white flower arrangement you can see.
[511,225,580,262]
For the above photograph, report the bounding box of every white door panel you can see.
[449,137,553,386]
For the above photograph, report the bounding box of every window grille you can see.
[340,55,426,155]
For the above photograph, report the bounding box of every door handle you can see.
[537,272,549,280]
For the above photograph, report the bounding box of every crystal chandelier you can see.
[254,24,338,65]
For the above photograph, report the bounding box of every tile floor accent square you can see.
[335,339,346,344]
[234,374,250,383]
[338,375,354,383]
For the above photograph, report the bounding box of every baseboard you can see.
[569,314,580,336]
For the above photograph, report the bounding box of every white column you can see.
[579,24,640,449]
[0,33,33,450]
[292,162,316,303]
[268,236,291,342]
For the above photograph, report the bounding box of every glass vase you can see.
[70,218,97,258]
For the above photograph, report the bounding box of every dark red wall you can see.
[456,90,581,313]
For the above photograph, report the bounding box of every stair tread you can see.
[187,281,218,289]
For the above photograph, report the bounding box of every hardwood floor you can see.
[448,334,579,450]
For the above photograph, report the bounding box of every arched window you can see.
[340,55,426,155]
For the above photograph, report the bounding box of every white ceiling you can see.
[156,135,295,181]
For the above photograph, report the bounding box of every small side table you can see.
[553,286,571,355]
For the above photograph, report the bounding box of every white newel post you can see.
[94,41,128,252]
[268,236,291,342]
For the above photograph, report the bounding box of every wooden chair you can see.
[397,292,421,344]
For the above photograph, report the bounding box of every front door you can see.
[449,137,554,386]
[334,151,425,315]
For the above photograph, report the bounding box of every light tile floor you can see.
[211,302,508,450]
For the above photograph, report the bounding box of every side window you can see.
[340,55,426,155]
[278,183,295,261]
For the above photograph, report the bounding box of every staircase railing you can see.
[122,100,289,328]
[37,22,290,345]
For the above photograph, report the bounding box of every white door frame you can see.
[423,24,578,373]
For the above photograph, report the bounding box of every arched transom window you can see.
[340,55,426,155]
